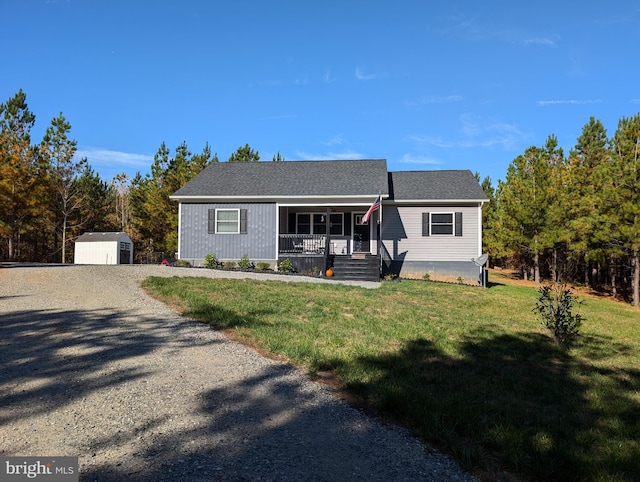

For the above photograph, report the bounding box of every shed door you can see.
[119,241,131,264]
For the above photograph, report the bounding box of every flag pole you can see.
[324,207,331,276]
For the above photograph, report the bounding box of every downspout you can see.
[275,204,280,264]
[478,201,484,257]
[176,202,182,260]
[378,200,383,276]
[479,200,486,284]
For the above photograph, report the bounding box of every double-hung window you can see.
[208,208,247,234]
[431,213,454,235]
[422,212,462,236]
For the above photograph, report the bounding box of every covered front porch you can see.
[277,206,379,257]
[276,206,381,280]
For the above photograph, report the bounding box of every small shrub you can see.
[203,253,220,269]
[533,283,584,346]
[278,258,295,273]
[457,276,464,284]
[237,254,253,270]
[423,273,431,281]
[174,259,192,268]
[255,262,271,271]
[223,261,236,270]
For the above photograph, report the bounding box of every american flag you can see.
[360,194,381,224]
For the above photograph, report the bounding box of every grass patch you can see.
[142,276,640,481]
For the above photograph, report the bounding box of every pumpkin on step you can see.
[325,268,334,277]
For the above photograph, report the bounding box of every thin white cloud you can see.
[406,115,527,151]
[296,150,365,161]
[404,134,454,148]
[537,99,601,106]
[406,95,463,107]
[354,67,386,81]
[524,36,557,46]
[441,13,561,49]
[458,114,526,149]
[322,135,346,146]
[441,14,484,39]
[323,69,336,83]
[75,147,153,169]
[397,154,443,165]
[631,99,640,104]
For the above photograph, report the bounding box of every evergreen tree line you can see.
[480,114,640,306]
[6,88,638,306]
[0,90,281,264]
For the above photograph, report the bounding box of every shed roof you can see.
[171,159,389,199]
[76,232,131,243]
[388,170,488,201]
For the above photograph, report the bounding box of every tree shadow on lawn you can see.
[343,330,640,481]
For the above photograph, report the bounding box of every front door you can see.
[353,213,370,253]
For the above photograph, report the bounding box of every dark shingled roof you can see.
[76,232,130,242]
[388,170,488,201]
[172,159,389,198]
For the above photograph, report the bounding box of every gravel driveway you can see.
[0,264,476,481]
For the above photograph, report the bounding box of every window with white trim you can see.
[431,213,454,235]
[216,209,239,233]
[422,212,462,236]
[208,208,247,234]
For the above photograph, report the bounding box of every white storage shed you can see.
[74,232,133,265]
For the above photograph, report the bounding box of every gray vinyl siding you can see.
[381,205,480,262]
[179,203,277,261]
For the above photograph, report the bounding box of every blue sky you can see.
[2,1,639,185]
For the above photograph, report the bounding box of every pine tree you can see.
[40,113,85,263]
[0,90,44,260]
[474,172,501,264]
[228,143,259,162]
[565,117,610,286]
[541,135,569,282]
[499,138,558,282]
[73,165,115,234]
[607,113,640,306]
[130,142,215,258]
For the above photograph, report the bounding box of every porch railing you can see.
[279,234,327,255]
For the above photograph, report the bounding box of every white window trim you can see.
[215,208,240,234]
[430,212,455,236]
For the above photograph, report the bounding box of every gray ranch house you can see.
[170,159,488,282]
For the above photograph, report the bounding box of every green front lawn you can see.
[142,275,640,481]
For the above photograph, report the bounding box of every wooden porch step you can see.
[331,254,380,282]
